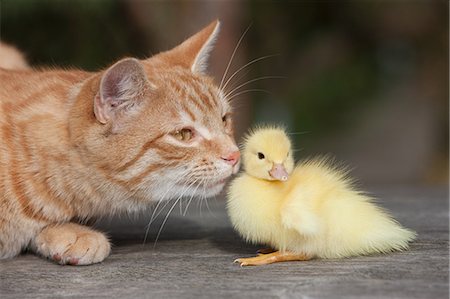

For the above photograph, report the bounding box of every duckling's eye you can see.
[172,128,194,142]
[257,152,265,159]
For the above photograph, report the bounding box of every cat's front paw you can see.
[33,223,111,265]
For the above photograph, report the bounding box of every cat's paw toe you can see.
[60,232,111,265]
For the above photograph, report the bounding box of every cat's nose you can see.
[221,151,240,166]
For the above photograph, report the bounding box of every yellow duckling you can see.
[227,126,416,266]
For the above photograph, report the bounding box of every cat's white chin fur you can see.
[204,182,227,197]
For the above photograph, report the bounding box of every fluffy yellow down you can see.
[227,127,416,259]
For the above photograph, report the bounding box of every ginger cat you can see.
[0,20,240,265]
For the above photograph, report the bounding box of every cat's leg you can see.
[31,223,111,265]
[0,227,29,259]
[0,213,42,259]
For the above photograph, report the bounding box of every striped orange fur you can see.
[0,20,240,265]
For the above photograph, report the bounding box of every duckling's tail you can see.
[361,212,417,254]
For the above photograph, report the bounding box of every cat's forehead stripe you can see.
[178,75,219,110]
[185,91,208,115]
[163,70,222,110]
[180,102,197,121]
[162,70,231,133]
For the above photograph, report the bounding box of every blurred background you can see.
[0,0,448,187]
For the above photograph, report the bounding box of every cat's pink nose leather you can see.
[221,151,240,166]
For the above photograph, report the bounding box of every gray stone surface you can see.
[0,186,448,299]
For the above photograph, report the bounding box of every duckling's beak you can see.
[269,163,289,181]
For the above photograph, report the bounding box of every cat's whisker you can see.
[150,177,197,243]
[202,177,208,202]
[152,197,182,248]
[143,168,194,245]
[198,196,203,217]
[200,177,215,218]
[224,76,286,100]
[182,179,199,216]
[203,185,215,218]
[183,177,204,216]
[221,54,280,96]
[199,177,208,217]
[182,194,195,216]
[227,101,250,111]
[147,171,196,222]
[182,178,201,216]
[287,131,310,135]
[292,148,304,153]
[224,68,252,100]
[226,89,273,102]
[148,197,176,227]
[218,23,252,96]
[153,178,200,248]
[181,184,195,216]
[143,196,171,245]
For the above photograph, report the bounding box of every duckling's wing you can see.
[280,195,322,237]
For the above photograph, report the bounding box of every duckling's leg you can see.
[234,251,311,266]
[256,247,275,255]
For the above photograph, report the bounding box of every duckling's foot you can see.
[256,247,276,255]
[234,251,311,266]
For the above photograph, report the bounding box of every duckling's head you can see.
[242,126,294,181]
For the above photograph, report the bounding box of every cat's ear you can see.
[160,20,220,74]
[94,58,149,124]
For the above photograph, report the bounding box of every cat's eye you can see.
[172,128,193,142]
[222,114,230,126]
[257,152,265,159]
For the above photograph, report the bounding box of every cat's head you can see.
[72,20,240,202]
